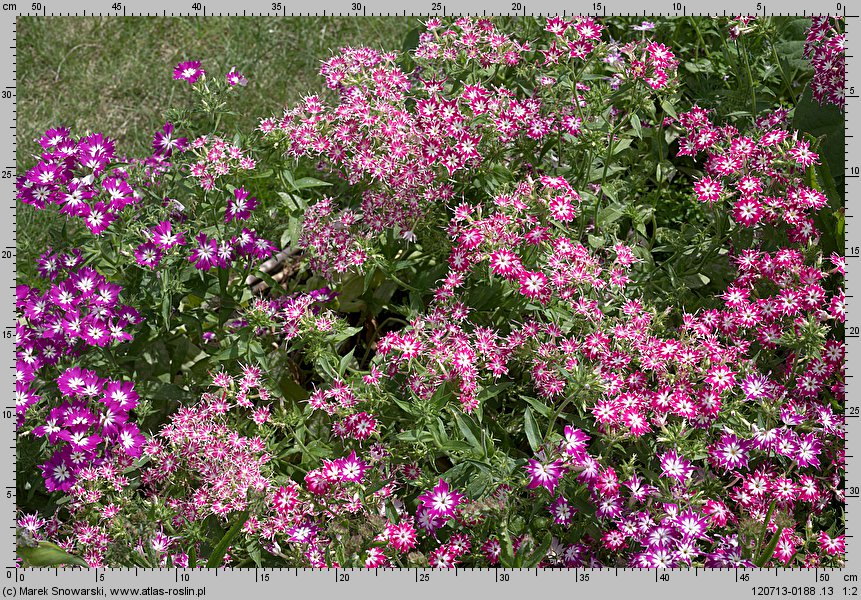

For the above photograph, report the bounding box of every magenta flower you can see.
[189,233,218,270]
[417,479,464,518]
[103,380,138,410]
[709,433,753,472]
[287,522,318,544]
[518,270,549,301]
[489,249,522,279]
[525,458,566,494]
[388,521,417,553]
[102,177,136,211]
[415,506,447,534]
[562,425,590,458]
[151,220,186,249]
[80,318,110,347]
[704,364,736,393]
[818,531,846,556]
[173,60,205,84]
[134,241,162,269]
[549,496,575,525]
[38,126,71,149]
[226,186,257,223]
[57,366,96,396]
[659,450,694,483]
[336,450,367,483]
[675,508,708,540]
[82,201,115,235]
[794,432,823,469]
[226,67,247,87]
[152,122,188,157]
[116,423,145,457]
[273,484,299,515]
[693,175,722,203]
[57,427,102,451]
[40,448,76,492]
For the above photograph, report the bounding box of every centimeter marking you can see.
[0,2,859,17]
[0,563,858,600]
[3,10,859,15]
[7,3,15,573]
[4,2,857,595]
[847,0,854,564]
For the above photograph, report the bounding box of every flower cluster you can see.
[16,128,139,235]
[679,106,826,242]
[376,176,637,413]
[17,450,142,567]
[32,367,144,493]
[14,16,845,570]
[803,16,845,108]
[416,16,528,66]
[296,197,370,278]
[16,251,139,424]
[141,366,273,523]
[611,39,679,90]
[187,134,256,191]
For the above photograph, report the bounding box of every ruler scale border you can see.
[5,2,855,598]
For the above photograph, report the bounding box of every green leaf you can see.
[521,533,553,568]
[611,138,632,155]
[315,356,338,380]
[277,190,306,212]
[452,411,483,455]
[280,227,292,248]
[499,530,516,568]
[338,348,355,377]
[402,26,421,53]
[597,204,624,227]
[291,177,332,192]
[18,541,89,567]
[206,510,249,568]
[792,84,844,184]
[524,408,541,453]
[392,397,418,416]
[520,395,553,418]
[630,113,642,138]
[587,234,604,249]
[213,344,241,361]
[250,269,283,294]
[330,326,363,343]
[476,383,513,405]
[754,527,784,568]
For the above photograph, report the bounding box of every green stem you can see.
[542,396,573,446]
[770,39,798,105]
[592,112,632,231]
[688,16,713,60]
[360,316,410,367]
[741,39,758,119]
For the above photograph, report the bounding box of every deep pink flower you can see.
[174,60,205,84]
[659,450,694,483]
[116,423,145,457]
[693,176,722,203]
[152,122,188,157]
[336,450,368,483]
[152,220,186,249]
[226,186,257,223]
[525,458,566,494]
[417,479,464,518]
[189,233,218,270]
[134,241,162,269]
[226,68,248,87]
[709,433,753,472]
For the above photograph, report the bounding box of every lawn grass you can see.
[16,16,417,277]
